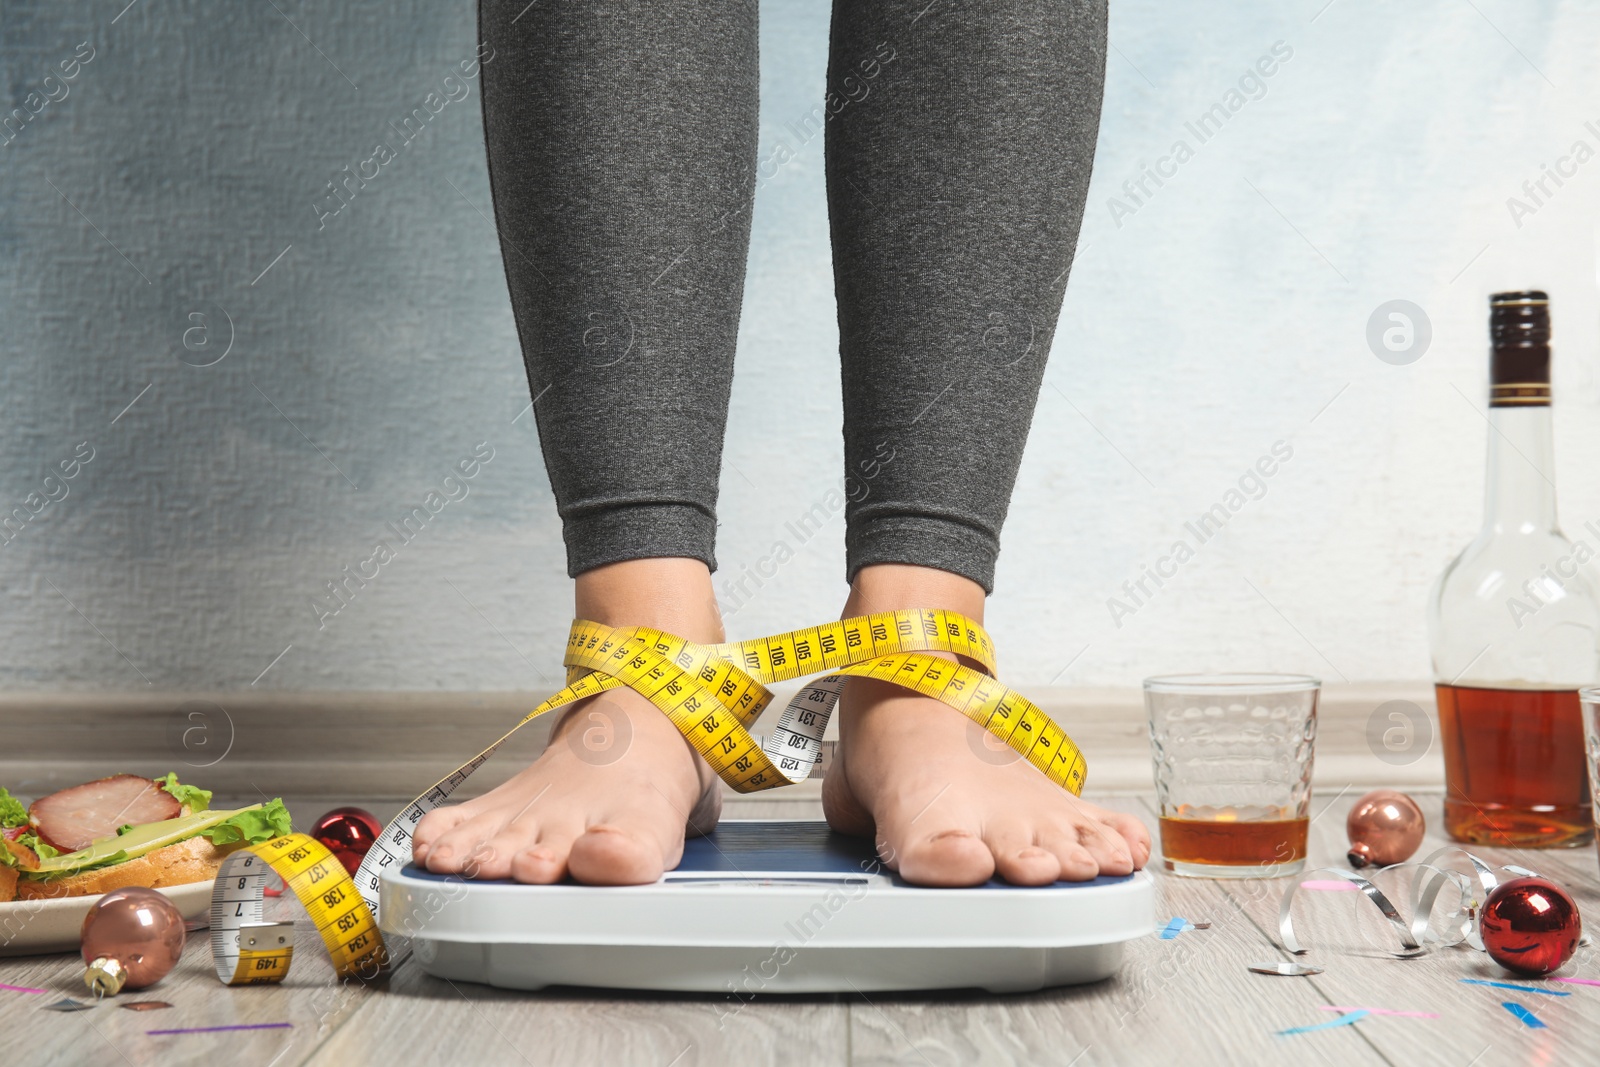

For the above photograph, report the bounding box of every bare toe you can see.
[509,833,577,884]
[567,823,672,886]
[894,828,995,887]
[422,813,508,875]
[1075,816,1134,876]
[412,805,472,864]
[1040,829,1100,881]
[474,824,559,880]
[1102,812,1152,868]
[992,843,1063,886]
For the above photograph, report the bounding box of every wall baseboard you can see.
[0,683,1443,801]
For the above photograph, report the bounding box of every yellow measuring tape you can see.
[209,608,1087,985]
[210,832,388,986]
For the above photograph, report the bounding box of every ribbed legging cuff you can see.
[562,502,718,579]
[845,514,1000,595]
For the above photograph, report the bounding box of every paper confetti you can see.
[1320,1006,1439,1018]
[0,983,46,994]
[1277,1009,1370,1036]
[1554,976,1600,987]
[147,1023,292,1036]
[1461,979,1572,997]
[1250,961,1324,976]
[41,998,96,1012]
[1160,917,1196,940]
[122,1001,173,1012]
[1501,1002,1547,1029]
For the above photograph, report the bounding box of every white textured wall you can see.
[2,0,1598,691]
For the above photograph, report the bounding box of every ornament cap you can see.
[1346,843,1374,869]
[84,956,127,997]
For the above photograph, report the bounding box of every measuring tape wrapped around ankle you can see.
[210,608,1086,985]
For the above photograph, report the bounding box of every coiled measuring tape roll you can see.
[210,832,387,986]
[211,608,1086,984]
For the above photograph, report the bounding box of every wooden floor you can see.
[6,786,1600,1067]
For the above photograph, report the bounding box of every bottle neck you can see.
[1483,404,1558,533]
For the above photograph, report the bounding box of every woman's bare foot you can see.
[412,558,723,885]
[822,564,1152,886]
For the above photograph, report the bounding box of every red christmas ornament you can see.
[80,887,185,995]
[1480,876,1581,976]
[312,806,382,874]
[1345,789,1426,868]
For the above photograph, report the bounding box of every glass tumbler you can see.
[1144,673,1320,878]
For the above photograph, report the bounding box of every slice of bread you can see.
[13,835,249,901]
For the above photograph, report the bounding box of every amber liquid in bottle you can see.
[1436,683,1591,846]
[1427,292,1599,848]
[1157,816,1308,869]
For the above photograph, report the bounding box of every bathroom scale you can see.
[379,819,1156,993]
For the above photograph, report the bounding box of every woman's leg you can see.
[820,0,1152,884]
[414,0,757,886]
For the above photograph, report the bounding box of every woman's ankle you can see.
[574,557,725,645]
[843,563,985,622]
[566,557,727,819]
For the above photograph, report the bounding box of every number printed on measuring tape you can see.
[214,609,1087,985]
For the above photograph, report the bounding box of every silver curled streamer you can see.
[1405,846,1505,951]
[1278,866,1421,956]
[1279,847,1553,958]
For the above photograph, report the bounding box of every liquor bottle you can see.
[1427,291,1600,847]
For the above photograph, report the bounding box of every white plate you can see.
[0,880,213,957]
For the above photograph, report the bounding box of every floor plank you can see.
[1210,788,1600,1067]
[848,797,1386,1066]
[0,889,377,1067]
[309,967,849,1067]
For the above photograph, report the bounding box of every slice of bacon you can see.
[28,775,180,853]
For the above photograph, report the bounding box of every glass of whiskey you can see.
[1144,673,1320,878]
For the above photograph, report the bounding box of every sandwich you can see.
[0,773,291,902]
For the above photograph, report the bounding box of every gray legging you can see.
[478,0,1106,594]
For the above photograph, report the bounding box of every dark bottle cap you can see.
[1489,290,1550,407]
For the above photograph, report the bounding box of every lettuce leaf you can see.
[158,772,212,814]
[0,788,27,829]
[201,798,292,846]
[16,831,57,860]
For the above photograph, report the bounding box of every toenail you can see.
[929,829,976,843]
[431,846,453,862]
